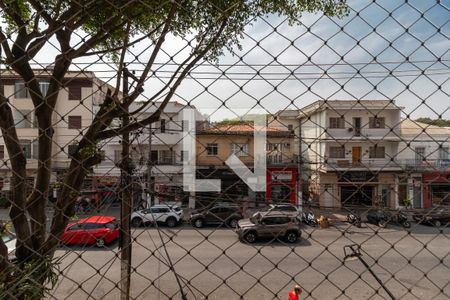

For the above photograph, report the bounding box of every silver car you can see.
[236,212,302,243]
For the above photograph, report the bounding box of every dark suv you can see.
[236,212,302,243]
[190,205,243,228]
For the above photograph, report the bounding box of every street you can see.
[50,222,450,300]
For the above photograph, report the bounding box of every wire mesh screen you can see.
[0,0,449,299]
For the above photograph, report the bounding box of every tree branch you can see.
[28,0,54,25]
[0,28,13,62]
[97,18,229,140]
[121,2,178,108]
[0,1,27,28]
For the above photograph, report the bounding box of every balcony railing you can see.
[322,159,450,170]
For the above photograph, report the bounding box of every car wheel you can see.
[96,238,105,247]
[433,220,441,227]
[229,219,238,228]
[166,217,177,228]
[244,231,257,243]
[193,218,204,228]
[132,218,143,228]
[285,231,298,243]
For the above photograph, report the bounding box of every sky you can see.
[1,0,449,122]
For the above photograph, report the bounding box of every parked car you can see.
[252,203,300,217]
[131,204,183,228]
[236,212,302,243]
[60,216,119,247]
[190,205,243,228]
[413,208,450,227]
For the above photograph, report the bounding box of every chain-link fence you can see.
[0,0,449,299]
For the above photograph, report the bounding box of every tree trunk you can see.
[0,97,32,263]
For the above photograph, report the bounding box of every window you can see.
[39,82,49,96]
[181,120,188,132]
[15,110,33,129]
[160,119,166,133]
[206,143,218,156]
[288,124,293,131]
[369,117,385,129]
[329,146,345,158]
[15,81,29,98]
[329,117,345,129]
[415,147,426,163]
[159,150,174,164]
[15,81,49,98]
[0,145,4,159]
[114,150,122,163]
[0,85,4,96]
[19,140,32,159]
[68,85,82,100]
[439,147,449,160]
[180,150,188,162]
[68,224,83,231]
[68,116,82,129]
[369,145,385,158]
[231,143,248,157]
[84,223,104,230]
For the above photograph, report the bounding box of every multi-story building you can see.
[195,123,296,206]
[397,119,450,208]
[94,102,202,205]
[275,100,404,208]
[0,69,110,193]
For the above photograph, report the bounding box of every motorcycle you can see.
[301,211,317,226]
[367,209,411,228]
[346,212,362,228]
[391,211,411,228]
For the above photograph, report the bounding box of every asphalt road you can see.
[50,222,450,300]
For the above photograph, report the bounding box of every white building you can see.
[94,101,202,205]
[397,119,450,208]
[275,100,404,208]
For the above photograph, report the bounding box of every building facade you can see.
[195,124,296,207]
[0,70,110,195]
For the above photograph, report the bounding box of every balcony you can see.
[322,159,403,171]
[400,159,450,171]
[321,159,450,172]
[326,128,401,141]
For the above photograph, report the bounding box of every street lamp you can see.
[344,244,395,300]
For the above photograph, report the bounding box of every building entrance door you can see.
[352,147,362,166]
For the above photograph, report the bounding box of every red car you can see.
[61,216,119,247]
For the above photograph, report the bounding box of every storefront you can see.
[338,171,377,207]
[423,172,450,208]
[266,168,297,204]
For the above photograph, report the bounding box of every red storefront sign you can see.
[266,167,297,204]
[422,172,450,208]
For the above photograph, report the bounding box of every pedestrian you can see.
[288,284,302,300]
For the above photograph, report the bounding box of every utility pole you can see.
[120,66,132,300]
[147,123,153,208]
[297,117,303,212]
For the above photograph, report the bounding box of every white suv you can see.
[131,204,183,228]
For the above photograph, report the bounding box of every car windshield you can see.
[249,217,258,224]
[172,206,181,212]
